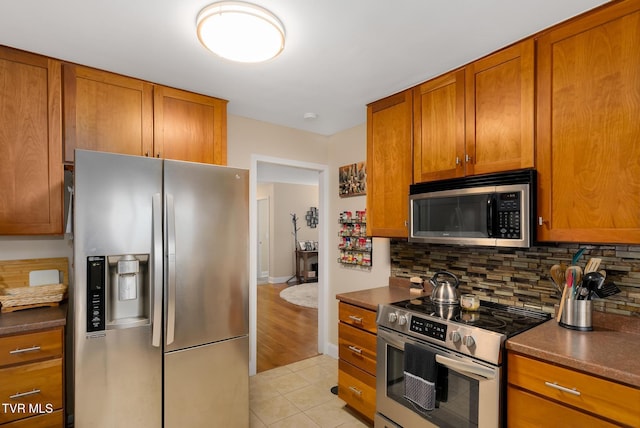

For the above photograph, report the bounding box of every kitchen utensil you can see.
[550,264,566,293]
[571,248,586,265]
[584,258,602,274]
[581,272,605,300]
[565,266,583,299]
[556,267,575,322]
[594,281,621,298]
[429,271,460,305]
[556,284,570,322]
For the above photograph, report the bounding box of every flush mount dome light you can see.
[196,1,285,63]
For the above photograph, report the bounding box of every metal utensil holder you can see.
[559,299,593,331]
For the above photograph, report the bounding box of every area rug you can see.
[279,283,317,309]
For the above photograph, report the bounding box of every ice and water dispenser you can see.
[86,254,150,333]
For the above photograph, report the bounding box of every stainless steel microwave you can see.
[409,170,536,248]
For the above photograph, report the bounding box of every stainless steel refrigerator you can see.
[72,150,249,427]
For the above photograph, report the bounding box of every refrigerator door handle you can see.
[166,193,176,345]
[152,193,163,347]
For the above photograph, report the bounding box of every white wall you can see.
[326,123,391,349]
[271,183,318,278]
[227,115,329,169]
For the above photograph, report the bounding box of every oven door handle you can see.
[435,354,496,380]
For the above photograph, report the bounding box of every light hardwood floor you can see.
[257,283,319,373]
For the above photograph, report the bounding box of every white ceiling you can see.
[0,0,608,136]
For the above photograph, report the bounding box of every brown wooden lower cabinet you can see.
[0,328,64,427]
[337,301,377,421]
[338,359,376,421]
[507,352,640,427]
[0,410,64,428]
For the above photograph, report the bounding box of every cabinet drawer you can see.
[0,329,62,367]
[508,353,640,427]
[338,359,376,421]
[338,302,377,333]
[1,409,64,428]
[507,385,618,428]
[338,323,376,376]
[0,359,63,424]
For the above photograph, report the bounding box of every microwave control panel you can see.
[496,192,521,239]
[86,256,106,333]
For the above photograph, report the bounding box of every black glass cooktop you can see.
[391,297,551,337]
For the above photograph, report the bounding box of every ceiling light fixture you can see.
[196,1,285,63]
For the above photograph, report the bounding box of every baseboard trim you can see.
[326,343,339,360]
[268,275,292,284]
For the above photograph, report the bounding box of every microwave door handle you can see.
[487,195,496,238]
[435,354,496,380]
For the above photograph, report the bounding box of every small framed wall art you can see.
[339,161,366,198]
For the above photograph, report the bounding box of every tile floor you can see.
[250,355,372,427]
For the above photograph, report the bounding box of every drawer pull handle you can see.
[544,381,581,396]
[348,315,363,324]
[348,345,362,354]
[9,345,41,354]
[348,386,362,396]
[10,389,41,399]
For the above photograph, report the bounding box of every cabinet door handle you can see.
[348,315,363,324]
[9,345,41,354]
[10,389,41,399]
[465,154,472,163]
[348,345,363,354]
[348,386,362,396]
[455,156,461,166]
[544,381,581,396]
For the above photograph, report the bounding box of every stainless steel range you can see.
[375,297,550,428]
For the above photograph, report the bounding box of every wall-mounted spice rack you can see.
[338,210,372,267]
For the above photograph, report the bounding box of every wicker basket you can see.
[0,283,67,310]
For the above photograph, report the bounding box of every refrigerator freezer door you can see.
[73,150,163,427]
[164,336,249,427]
[163,160,249,351]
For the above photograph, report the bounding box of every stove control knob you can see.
[388,312,398,323]
[398,314,408,326]
[463,335,476,348]
[451,331,462,344]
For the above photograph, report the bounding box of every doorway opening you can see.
[249,155,328,375]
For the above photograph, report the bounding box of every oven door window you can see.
[412,193,490,238]
[386,345,479,428]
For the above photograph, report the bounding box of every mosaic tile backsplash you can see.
[390,241,640,317]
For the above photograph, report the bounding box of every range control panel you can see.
[409,316,447,342]
[86,256,106,333]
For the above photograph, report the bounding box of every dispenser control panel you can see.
[87,256,106,333]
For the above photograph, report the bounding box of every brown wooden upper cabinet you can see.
[413,68,465,182]
[63,65,227,165]
[153,86,227,165]
[366,90,413,238]
[63,64,154,163]
[536,0,640,244]
[0,46,63,235]
[465,40,534,176]
[413,40,534,183]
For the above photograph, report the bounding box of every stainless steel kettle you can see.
[430,271,460,305]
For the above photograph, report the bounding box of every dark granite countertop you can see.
[0,304,67,336]
[506,313,640,389]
